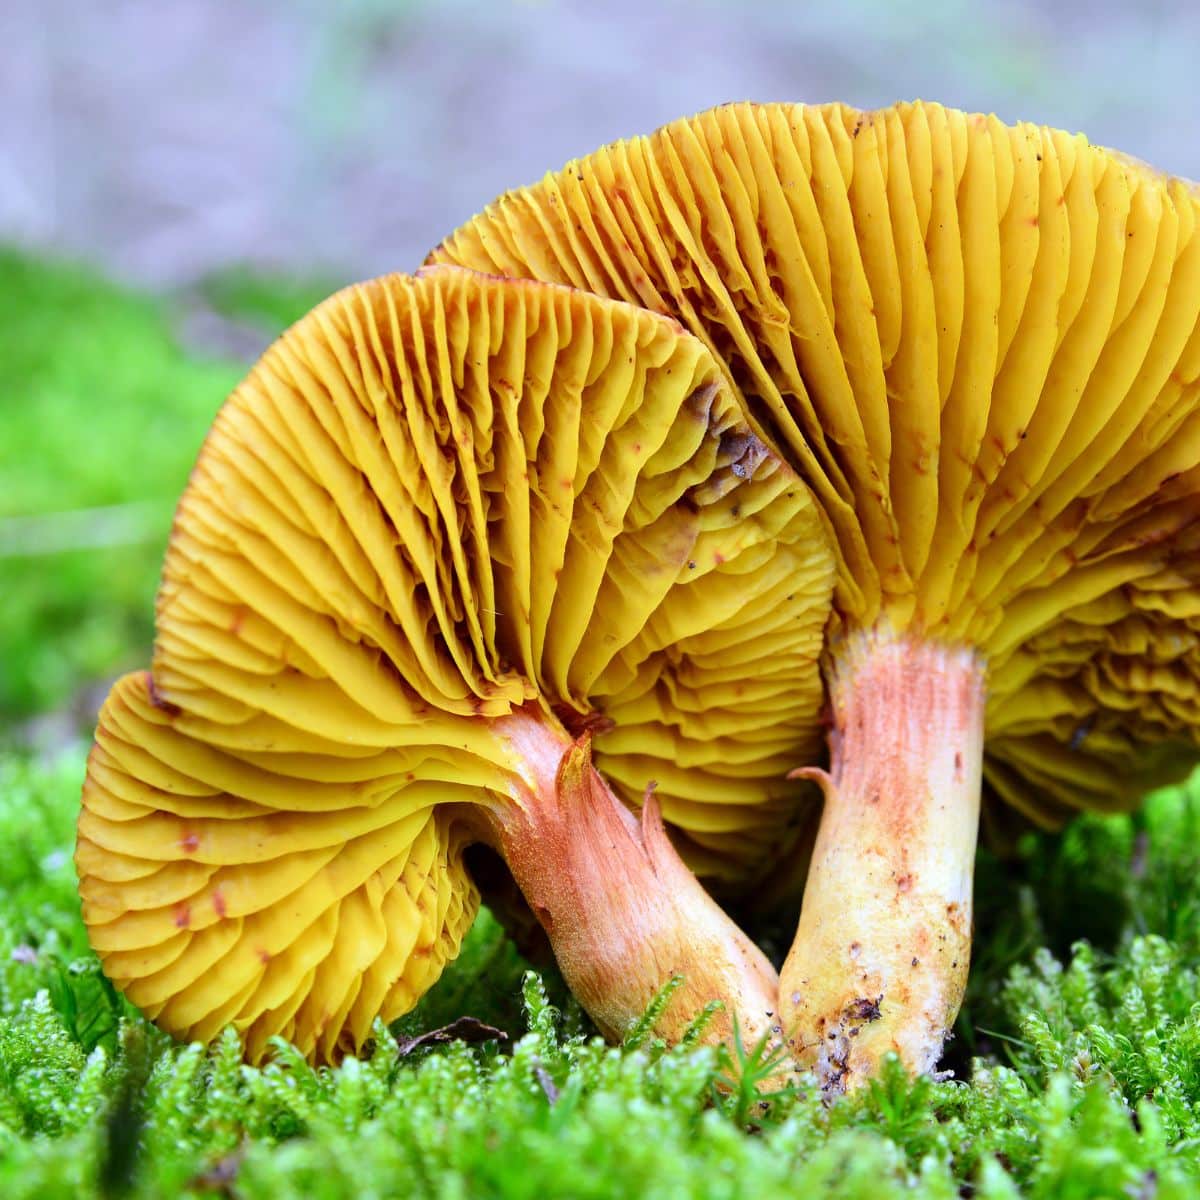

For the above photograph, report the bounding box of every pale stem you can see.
[485,709,782,1056]
[780,627,986,1094]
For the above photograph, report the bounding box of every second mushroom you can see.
[432,100,1200,1091]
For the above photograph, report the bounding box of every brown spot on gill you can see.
[551,702,616,739]
[212,890,227,919]
[173,904,191,929]
[681,380,722,426]
[146,673,181,718]
[180,832,200,854]
[718,429,769,481]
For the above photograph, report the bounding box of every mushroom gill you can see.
[430,101,1200,1089]
[77,265,835,1063]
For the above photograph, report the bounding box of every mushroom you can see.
[429,101,1200,1089]
[77,265,835,1063]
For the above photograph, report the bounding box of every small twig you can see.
[973,1026,1033,1049]
[532,1058,560,1105]
[395,1016,509,1058]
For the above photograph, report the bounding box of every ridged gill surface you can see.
[431,101,1200,827]
[77,266,834,1062]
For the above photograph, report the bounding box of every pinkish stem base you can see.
[781,627,986,1093]
[485,708,781,1053]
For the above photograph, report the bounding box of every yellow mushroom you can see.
[77,266,835,1064]
[430,101,1200,1091]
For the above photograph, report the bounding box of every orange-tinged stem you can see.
[485,709,782,1054]
[781,627,986,1094]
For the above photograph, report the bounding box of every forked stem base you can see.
[486,709,782,1055]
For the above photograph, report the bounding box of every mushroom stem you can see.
[781,627,985,1094]
[485,708,782,1054]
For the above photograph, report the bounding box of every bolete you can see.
[430,101,1200,1089]
[77,265,835,1063]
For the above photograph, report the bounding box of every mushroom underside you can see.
[430,99,1200,1083]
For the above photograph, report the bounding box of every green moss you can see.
[0,250,244,721]
[1,749,1198,1198]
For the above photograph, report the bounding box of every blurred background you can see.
[3,0,1200,745]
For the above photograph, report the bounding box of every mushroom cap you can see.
[429,100,1200,827]
[77,266,834,1061]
